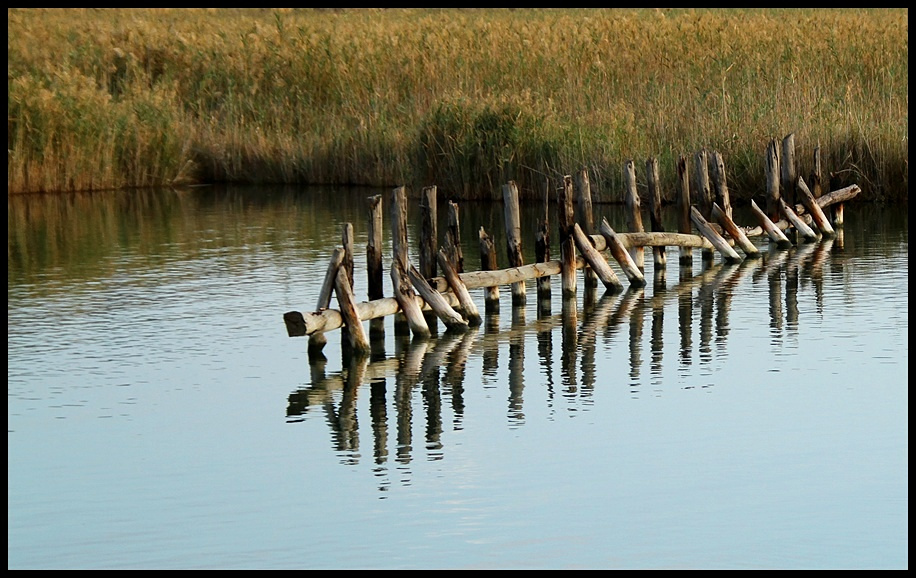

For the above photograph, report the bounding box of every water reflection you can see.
[287,233,852,486]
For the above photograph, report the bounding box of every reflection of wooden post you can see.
[624,160,645,270]
[750,200,792,249]
[797,176,835,237]
[676,155,692,266]
[443,200,463,273]
[335,267,370,355]
[765,139,781,221]
[535,179,551,302]
[558,175,577,297]
[575,167,598,287]
[781,133,797,208]
[367,194,385,339]
[572,223,623,292]
[502,181,526,306]
[478,227,500,312]
[646,157,666,269]
[419,185,437,281]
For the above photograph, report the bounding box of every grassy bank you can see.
[7,8,908,202]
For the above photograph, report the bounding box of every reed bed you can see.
[7,8,908,201]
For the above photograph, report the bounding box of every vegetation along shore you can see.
[7,8,908,202]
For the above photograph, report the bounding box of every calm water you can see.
[7,185,908,569]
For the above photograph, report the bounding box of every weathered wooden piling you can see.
[796,176,835,237]
[692,150,714,262]
[691,206,742,263]
[390,185,411,335]
[307,246,345,359]
[779,198,819,242]
[390,258,430,338]
[502,181,527,306]
[765,139,781,222]
[443,200,464,273]
[366,194,385,338]
[709,150,733,220]
[575,167,598,287]
[572,222,623,292]
[535,179,551,303]
[781,133,797,208]
[340,222,355,346]
[558,175,578,297]
[334,266,370,355]
[750,199,792,249]
[646,157,667,270]
[598,218,646,288]
[676,155,693,266]
[407,263,468,333]
[623,160,645,270]
[712,203,760,259]
[478,226,500,312]
[419,185,438,281]
[438,248,481,326]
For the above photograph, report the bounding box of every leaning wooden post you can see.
[779,198,819,243]
[575,167,598,287]
[750,199,792,249]
[646,157,667,269]
[623,160,645,270]
[711,203,760,258]
[781,132,797,209]
[572,223,623,292]
[558,175,578,298]
[443,200,464,273]
[366,194,385,339]
[334,266,371,355]
[339,222,355,345]
[535,179,551,302]
[390,260,430,338]
[796,176,835,237]
[502,181,527,306]
[418,185,438,281]
[598,218,646,287]
[438,249,481,326]
[765,139,781,222]
[676,155,692,266]
[308,247,345,360]
[690,206,742,264]
[407,263,468,333]
[478,227,500,313]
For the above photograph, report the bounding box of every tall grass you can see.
[7,8,908,201]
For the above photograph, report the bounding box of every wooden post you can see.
[598,218,646,287]
[558,175,577,297]
[690,206,742,263]
[308,247,345,360]
[765,139,781,221]
[391,186,409,269]
[390,259,430,338]
[709,150,733,220]
[334,266,370,355]
[810,143,823,199]
[572,223,623,292]
[535,179,551,302]
[779,198,819,242]
[750,199,792,249]
[692,149,713,261]
[418,185,438,281]
[407,263,468,333]
[711,203,760,258]
[796,176,835,237]
[366,194,385,339]
[676,155,692,266]
[502,181,526,306]
[443,200,464,273]
[623,160,645,270]
[646,157,666,269]
[575,167,598,287]
[340,222,355,346]
[438,249,481,326]
[781,133,797,208]
[478,226,500,312]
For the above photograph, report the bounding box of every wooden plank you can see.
[690,206,742,263]
[572,222,624,292]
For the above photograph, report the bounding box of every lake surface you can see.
[7,185,908,569]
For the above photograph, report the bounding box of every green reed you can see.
[7,8,908,201]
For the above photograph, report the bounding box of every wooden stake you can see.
[676,154,692,265]
[690,206,742,263]
[438,248,481,326]
[711,203,760,258]
[535,179,551,301]
[443,200,464,273]
[407,263,468,333]
[646,156,667,269]
[478,226,500,312]
[623,160,645,269]
[308,247,345,358]
[750,200,792,249]
[765,139,781,221]
[572,222,623,292]
[366,194,385,339]
[419,185,438,280]
[334,267,370,354]
[781,133,797,208]
[779,198,819,242]
[598,218,646,287]
[575,167,598,287]
[390,259,430,338]
[796,176,835,237]
[502,181,527,305]
[558,175,577,297]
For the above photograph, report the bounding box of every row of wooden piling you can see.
[285,136,859,360]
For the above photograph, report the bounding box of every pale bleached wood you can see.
[691,206,742,263]
[438,248,481,327]
[572,222,623,292]
[779,198,819,242]
[308,246,345,356]
[502,181,526,305]
[407,263,468,333]
[334,267,370,354]
[391,259,430,338]
[750,199,792,248]
[796,176,835,237]
[598,218,646,287]
[711,202,760,258]
[623,160,644,269]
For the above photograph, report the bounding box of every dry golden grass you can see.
[7,8,908,201]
